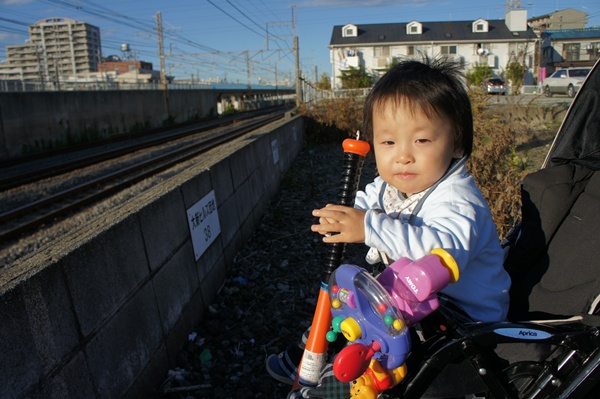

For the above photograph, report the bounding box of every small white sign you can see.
[187,190,221,261]
[271,139,279,164]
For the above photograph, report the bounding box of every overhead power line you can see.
[205,0,265,38]
[224,0,268,34]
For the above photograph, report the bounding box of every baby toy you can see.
[327,249,459,397]
[350,359,407,399]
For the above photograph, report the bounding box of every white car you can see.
[543,68,590,98]
[481,78,507,95]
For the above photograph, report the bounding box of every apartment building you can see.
[0,17,101,82]
[328,10,538,89]
[528,8,588,33]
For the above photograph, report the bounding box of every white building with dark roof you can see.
[328,10,538,88]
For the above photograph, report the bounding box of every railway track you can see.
[0,106,291,248]
[0,106,289,192]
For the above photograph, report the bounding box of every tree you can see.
[340,65,373,89]
[316,73,331,90]
[466,62,493,87]
[505,48,528,95]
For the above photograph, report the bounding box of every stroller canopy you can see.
[545,58,600,171]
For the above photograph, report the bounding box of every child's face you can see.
[372,100,463,197]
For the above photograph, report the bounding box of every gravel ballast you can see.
[157,141,377,399]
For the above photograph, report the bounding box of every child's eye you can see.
[415,139,431,144]
[382,141,395,145]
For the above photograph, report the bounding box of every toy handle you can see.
[323,137,370,281]
[294,135,370,389]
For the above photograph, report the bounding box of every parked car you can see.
[543,67,590,98]
[480,78,506,95]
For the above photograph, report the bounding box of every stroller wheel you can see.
[495,361,545,398]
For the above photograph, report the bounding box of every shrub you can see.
[340,65,374,89]
[466,62,493,87]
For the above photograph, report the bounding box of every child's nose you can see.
[395,145,414,164]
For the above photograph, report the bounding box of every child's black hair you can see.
[362,56,473,158]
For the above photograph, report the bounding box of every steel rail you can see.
[0,106,292,191]
[0,110,285,243]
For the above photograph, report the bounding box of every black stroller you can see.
[376,58,600,399]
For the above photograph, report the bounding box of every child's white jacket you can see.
[354,159,510,322]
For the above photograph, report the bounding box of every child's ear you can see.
[453,147,464,158]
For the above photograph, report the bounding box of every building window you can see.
[407,45,414,55]
[564,43,580,61]
[472,19,489,33]
[407,21,422,35]
[374,46,390,57]
[585,43,596,54]
[342,24,357,38]
[475,43,491,55]
[441,45,457,55]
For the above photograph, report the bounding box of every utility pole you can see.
[294,36,301,106]
[292,4,301,106]
[156,12,170,119]
[157,12,167,89]
[246,50,251,89]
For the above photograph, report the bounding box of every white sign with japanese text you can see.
[187,190,221,261]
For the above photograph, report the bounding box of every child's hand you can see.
[311,204,366,243]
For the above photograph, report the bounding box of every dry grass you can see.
[468,90,527,239]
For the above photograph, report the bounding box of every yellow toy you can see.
[350,359,407,399]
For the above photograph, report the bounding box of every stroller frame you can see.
[391,305,600,398]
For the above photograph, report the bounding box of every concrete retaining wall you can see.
[0,89,292,162]
[0,114,304,399]
[0,90,218,161]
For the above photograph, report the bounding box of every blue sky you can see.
[1,0,598,84]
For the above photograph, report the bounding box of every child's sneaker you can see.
[266,329,310,384]
[266,344,303,385]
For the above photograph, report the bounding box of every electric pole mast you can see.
[246,50,251,89]
[157,12,167,89]
[293,6,301,106]
[156,12,170,119]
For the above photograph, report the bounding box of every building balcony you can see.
[340,55,360,70]
[373,57,391,69]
